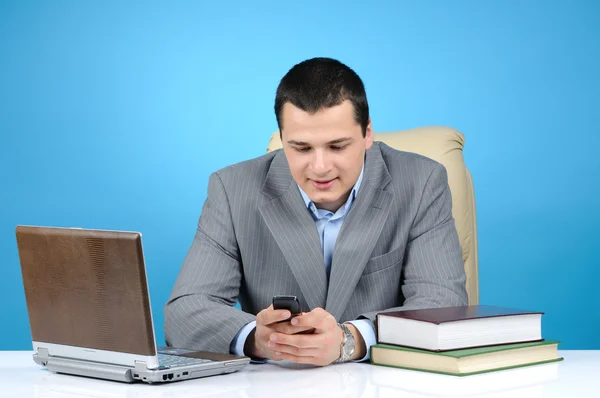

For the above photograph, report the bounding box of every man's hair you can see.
[275,57,369,137]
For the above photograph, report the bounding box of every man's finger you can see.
[269,342,322,357]
[271,321,314,335]
[256,305,292,326]
[289,307,329,328]
[268,332,322,349]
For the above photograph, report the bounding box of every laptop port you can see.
[168,373,174,380]
[182,371,189,376]
[162,374,168,381]
[133,374,139,378]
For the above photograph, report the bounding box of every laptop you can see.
[15,225,250,383]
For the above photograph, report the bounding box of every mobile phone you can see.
[272,295,301,319]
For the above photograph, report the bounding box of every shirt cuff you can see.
[230,320,256,356]
[230,320,268,363]
[345,319,376,362]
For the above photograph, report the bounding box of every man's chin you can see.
[307,193,340,206]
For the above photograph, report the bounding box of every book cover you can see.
[377,305,544,325]
[370,340,563,377]
[373,340,559,358]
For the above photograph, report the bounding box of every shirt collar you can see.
[298,164,365,215]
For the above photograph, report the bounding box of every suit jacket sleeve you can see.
[164,172,255,353]
[359,163,468,321]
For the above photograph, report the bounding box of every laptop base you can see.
[34,354,135,383]
[34,353,247,384]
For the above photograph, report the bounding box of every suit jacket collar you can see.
[259,144,393,319]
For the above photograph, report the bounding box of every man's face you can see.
[281,100,373,212]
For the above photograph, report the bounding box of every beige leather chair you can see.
[266,126,479,305]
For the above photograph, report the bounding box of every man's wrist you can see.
[243,328,262,358]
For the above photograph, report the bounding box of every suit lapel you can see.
[326,144,393,320]
[259,150,328,310]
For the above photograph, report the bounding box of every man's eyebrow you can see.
[287,137,353,146]
[287,140,309,146]
[327,137,352,145]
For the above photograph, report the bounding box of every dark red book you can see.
[376,305,544,351]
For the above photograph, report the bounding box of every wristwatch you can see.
[334,323,355,363]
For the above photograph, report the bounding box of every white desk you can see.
[0,351,598,398]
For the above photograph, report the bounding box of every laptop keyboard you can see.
[158,353,212,368]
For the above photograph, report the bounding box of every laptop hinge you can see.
[37,347,49,361]
[134,360,148,373]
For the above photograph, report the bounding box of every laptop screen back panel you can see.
[16,226,156,358]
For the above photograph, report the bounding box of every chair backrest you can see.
[266,126,479,305]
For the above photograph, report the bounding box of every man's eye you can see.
[295,147,311,153]
[330,145,347,151]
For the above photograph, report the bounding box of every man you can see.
[164,57,467,366]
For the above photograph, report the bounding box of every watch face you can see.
[343,341,355,357]
[342,326,355,358]
[336,324,355,362]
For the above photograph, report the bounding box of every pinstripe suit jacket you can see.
[164,142,468,353]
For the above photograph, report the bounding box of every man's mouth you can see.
[311,178,336,190]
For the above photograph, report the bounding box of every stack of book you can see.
[370,305,563,376]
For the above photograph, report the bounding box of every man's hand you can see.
[266,307,366,366]
[245,305,314,359]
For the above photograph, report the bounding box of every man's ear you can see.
[365,118,374,149]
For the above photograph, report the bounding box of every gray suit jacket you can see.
[164,142,468,353]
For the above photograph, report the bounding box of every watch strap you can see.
[334,323,355,363]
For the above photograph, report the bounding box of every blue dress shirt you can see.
[231,165,376,361]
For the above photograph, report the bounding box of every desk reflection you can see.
[366,362,559,398]
[240,361,370,398]
[20,352,600,398]
[32,361,371,398]
[30,360,562,398]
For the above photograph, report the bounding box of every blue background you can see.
[1,0,598,350]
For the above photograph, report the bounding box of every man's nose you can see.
[311,150,332,175]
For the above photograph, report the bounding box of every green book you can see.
[370,340,563,376]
